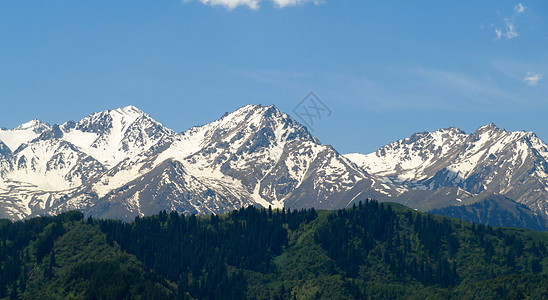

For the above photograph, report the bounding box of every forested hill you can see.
[1,202,548,299]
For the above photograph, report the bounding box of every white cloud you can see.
[183,0,323,10]
[183,0,260,10]
[524,72,542,86]
[514,3,526,15]
[495,29,502,39]
[504,18,518,39]
[495,18,519,40]
[272,0,323,8]
[494,3,526,40]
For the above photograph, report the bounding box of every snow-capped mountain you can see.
[0,119,51,151]
[61,105,176,168]
[0,105,397,221]
[3,105,548,226]
[346,123,548,217]
[69,105,398,220]
[0,106,175,219]
[346,127,468,183]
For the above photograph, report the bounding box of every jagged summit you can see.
[14,119,51,133]
[0,120,52,151]
[0,104,390,221]
[214,104,286,123]
[441,127,466,134]
[74,106,146,134]
[212,104,318,143]
[346,125,468,181]
[179,104,319,154]
[1,106,547,227]
[30,124,64,142]
[473,123,503,135]
[115,105,144,115]
[58,106,175,167]
[346,123,548,218]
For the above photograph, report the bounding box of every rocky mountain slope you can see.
[431,193,548,231]
[346,124,548,219]
[3,104,548,227]
[0,105,398,221]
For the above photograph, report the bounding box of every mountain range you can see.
[1,105,547,229]
[345,123,548,228]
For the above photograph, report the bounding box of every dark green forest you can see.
[0,201,547,299]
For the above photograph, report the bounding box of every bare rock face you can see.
[3,104,548,228]
[0,105,398,221]
[346,123,548,219]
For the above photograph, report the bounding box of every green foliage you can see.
[311,201,548,298]
[0,203,547,299]
[0,212,173,299]
[97,206,317,299]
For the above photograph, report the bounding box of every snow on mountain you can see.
[346,123,548,217]
[165,104,397,210]
[62,105,175,168]
[7,140,101,191]
[0,119,51,151]
[10,104,548,223]
[80,104,397,220]
[0,106,175,220]
[0,104,398,221]
[0,124,107,219]
[85,159,240,220]
[346,127,467,182]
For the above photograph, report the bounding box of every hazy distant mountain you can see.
[431,193,547,231]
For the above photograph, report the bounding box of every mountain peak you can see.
[476,123,501,133]
[2,104,548,228]
[116,105,142,112]
[63,105,174,168]
[233,104,317,143]
[30,124,64,143]
[113,105,145,117]
[232,104,279,114]
[14,119,51,133]
[218,104,285,125]
[0,120,52,151]
[439,127,466,135]
[74,106,146,135]
[216,104,261,119]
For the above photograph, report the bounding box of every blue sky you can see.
[1,1,546,153]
